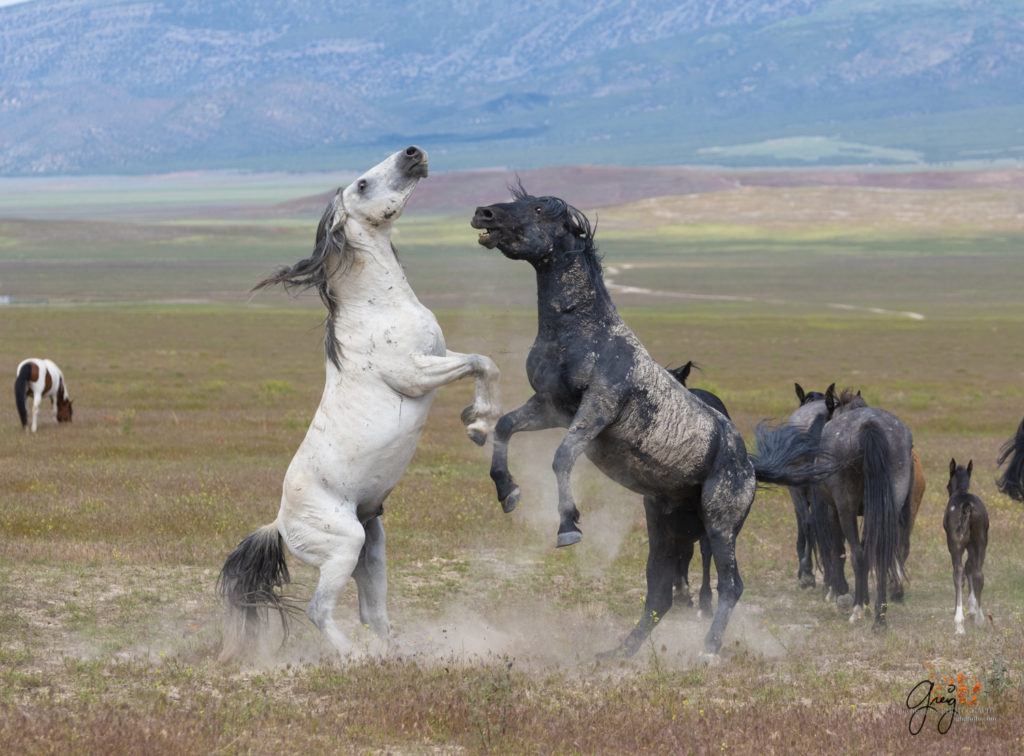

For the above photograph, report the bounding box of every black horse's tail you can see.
[808,485,839,591]
[217,523,293,663]
[14,362,31,427]
[997,416,1024,502]
[749,416,831,487]
[859,421,903,585]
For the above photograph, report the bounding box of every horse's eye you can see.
[358,180,368,192]
[534,206,541,214]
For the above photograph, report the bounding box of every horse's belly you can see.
[282,387,434,515]
[586,413,716,497]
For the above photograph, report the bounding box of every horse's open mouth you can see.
[476,228,500,249]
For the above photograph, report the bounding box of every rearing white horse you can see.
[218,146,501,662]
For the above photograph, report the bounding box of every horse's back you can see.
[822,406,914,502]
[15,358,61,395]
[787,400,827,433]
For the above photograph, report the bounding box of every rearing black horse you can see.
[471,186,827,658]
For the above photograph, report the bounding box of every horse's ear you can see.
[825,383,837,416]
[680,361,693,384]
[966,459,973,478]
[795,383,806,404]
[949,458,957,477]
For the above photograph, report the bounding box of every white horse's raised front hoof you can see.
[556,529,582,548]
[500,487,520,513]
[461,405,494,446]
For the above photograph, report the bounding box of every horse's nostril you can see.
[481,209,493,219]
[406,146,421,158]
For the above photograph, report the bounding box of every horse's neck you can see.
[534,251,616,329]
[331,240,419,313]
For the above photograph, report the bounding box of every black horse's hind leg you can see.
[607,496,697,657]
[674,539,694,606]
[697,535,713,616]
[703,528,744,656]
[489,395,563,513]
[791,488,816,588]
[674,535,712,614]
[817,489,850,602]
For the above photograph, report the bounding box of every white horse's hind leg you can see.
[293,505,366,657]
[353,516,390,645]
[31,395,41,432]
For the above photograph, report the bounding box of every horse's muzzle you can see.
[401,145,428,178]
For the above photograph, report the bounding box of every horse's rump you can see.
[14,361,34,427]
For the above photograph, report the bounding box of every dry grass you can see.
[2,184,1023,753]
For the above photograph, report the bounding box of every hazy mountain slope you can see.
[1,0,1021,175]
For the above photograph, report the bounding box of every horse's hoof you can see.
[955,623,965,635]
[699,652,722,666]
[798,574,816,589]
[556,529,582,548]
[500,488,520,514]
[466,426,487,446]
[836,593,854,612]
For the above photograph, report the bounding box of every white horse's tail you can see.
[14,361,32,428]
[217,522,293,663]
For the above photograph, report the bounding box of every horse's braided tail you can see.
[859,421,903,585]
[14,362,31,427]
[217,523,292,662]
[749,415,829,487]
[997,416,1024,502]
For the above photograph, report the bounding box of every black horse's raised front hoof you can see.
[500,487,520,513]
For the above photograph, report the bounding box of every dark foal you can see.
[943,458,989,634]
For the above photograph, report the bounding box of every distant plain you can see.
[1,167,1022,752]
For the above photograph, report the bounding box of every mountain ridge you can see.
[2,0,1022,175]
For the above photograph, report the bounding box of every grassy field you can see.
[1,179,1023,753]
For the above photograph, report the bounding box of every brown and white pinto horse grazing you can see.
[14,358,73,432]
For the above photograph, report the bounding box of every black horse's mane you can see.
[252,189,398,369]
